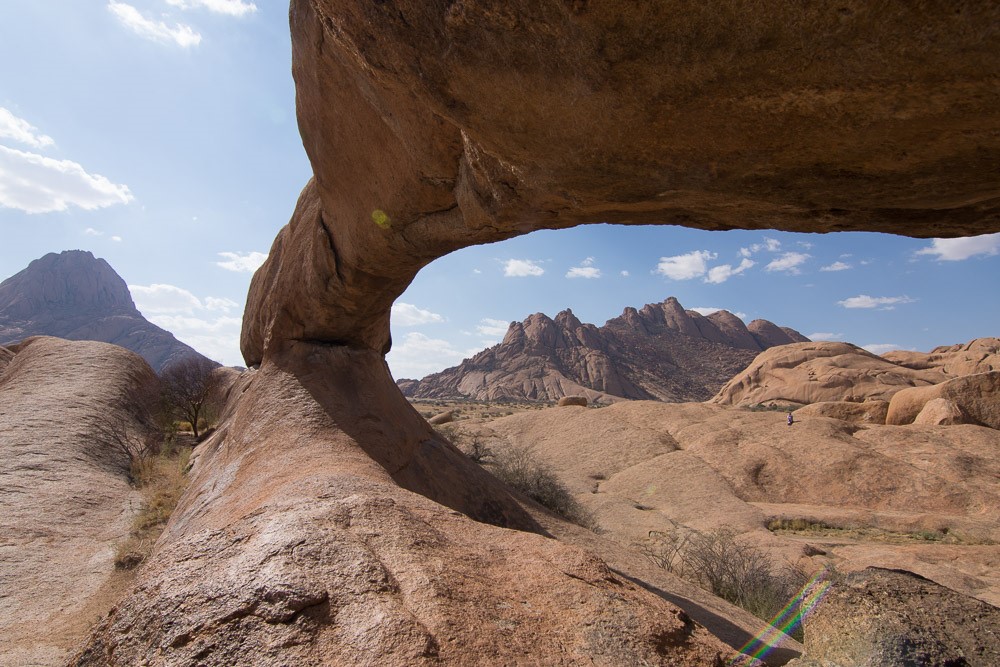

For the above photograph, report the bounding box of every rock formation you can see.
[400,297,806,403]
[887,371,1000,430]
[0,337,156,666]
[787,568,1000,667]
[444,400,1000,608]
[712,341,951,408]
[77,1,1000,664]
[0,250,212,372]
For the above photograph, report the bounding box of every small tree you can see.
[160,356,220,440]
[92,372,165,484]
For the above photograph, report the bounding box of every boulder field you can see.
[74,1,1000,665]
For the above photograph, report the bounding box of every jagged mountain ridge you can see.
[398,296,808,403]
[0,250,211,372]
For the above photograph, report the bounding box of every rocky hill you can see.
[398,296,808,403]
[0,250,210,372]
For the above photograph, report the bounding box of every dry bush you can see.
[642,522,806,634]
[486,445,596,530]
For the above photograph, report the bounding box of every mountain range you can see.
[398,296,808,403]
[0,250,210,372]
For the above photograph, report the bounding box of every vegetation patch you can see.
[114,441,191,570]
[641,522,808,640]
[766,518,994,545]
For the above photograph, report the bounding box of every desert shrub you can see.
[486,445,596,529]
[642,523,807,636]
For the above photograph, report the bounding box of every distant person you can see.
[787,411,794,426]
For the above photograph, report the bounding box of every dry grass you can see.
[409,398,551,423]
[766,518,995,545]
[114,442,191,570]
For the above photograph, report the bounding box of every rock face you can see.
[712,341,950,407]
[80,2,1000,665]
[0,250,211,372]
[73,344,735,666]
[887,371,1000,430]
[400,297,806,403]
[787,568,1000,667]
[0,337,155,666]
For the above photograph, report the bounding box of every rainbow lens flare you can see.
[727,568,833,666]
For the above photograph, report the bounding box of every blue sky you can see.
[2,2,998,379]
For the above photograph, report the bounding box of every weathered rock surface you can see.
[712,342,949,408]
[0,250,212,372]
[795,400,890,425]
[883,337,1000,377]
[400,297,805,403]
[558,395,588,407]
[0,345,12,373]
[444,401,1000,607]
[0,337,155,666]
[887,371,1000,430]
[74,344,736,665]
[913,397,966,426]
[787,568,1000,667]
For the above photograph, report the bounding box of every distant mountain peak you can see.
[0,250,212,372]
[399,296,808,403]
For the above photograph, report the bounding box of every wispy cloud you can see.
[0,108,54,148]
[385,332,480,379]
[503,258,544,277]
[807,332,843,341]
[862,343,904,356]
[837,294,915,310]
[476,318,510,338]
[85,227,103,236]
[108,2,202,47]
[130,284,242,364]
[739,237,781,258]
[216,251,267,273]
[0,145,132,213]
[391,302,445,326]
[655,250,716,280]
[691,307,747,320]
[765,252,810,274]
[705,258,754,284]
[915,233,1000,261]
[620,270,629,277]
[166,0,258,16]
[566,256,601,279]
[820,261,851,272]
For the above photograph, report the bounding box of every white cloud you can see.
[391,302,445,326]
[0,145,133,214]
[476,318,510,338]
[385,332,480,379]
[472,268,482,274]
[503,258,544,277]
[148,313,243,367]
[111,235,123,242]
[655,250,716,280]
[566,266,601,279]
[108,2,202,47]
[85,227,103,236]
[216,251,267,272]
[837,294,915,310]
[705,258,754,284]
[916,233,1000,261]
[862,343,904,356]
[130,283,205,314]
[740,237,782,257]
[0,108,54,148]
[620,270,629,277]
[820,261,851,272]
[765,252,810,274]
[807,332,843,341]
[166,0,258,16]
[691,307,747,320]
[130,283,238,314]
